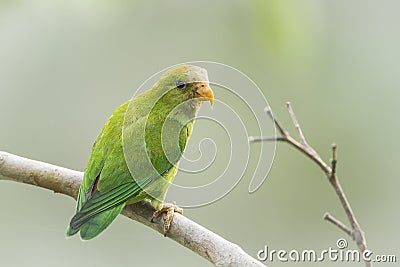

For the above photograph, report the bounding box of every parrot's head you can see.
[152,65,214,112]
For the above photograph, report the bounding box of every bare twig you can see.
[249,103,371,267]
[0,151,265,267]
[331,143,338,176]
[323,212,352,236]
[264,106,286,136]
[285,102,306,146]
[285,102,318,157]
[248,136,286,142]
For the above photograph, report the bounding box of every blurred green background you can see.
[0,0,399,266]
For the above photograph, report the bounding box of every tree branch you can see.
[0,151,265,267]
[249,102,371,267]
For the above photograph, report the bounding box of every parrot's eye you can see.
[175,80,185,90]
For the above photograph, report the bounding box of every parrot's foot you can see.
[151,202,183,236]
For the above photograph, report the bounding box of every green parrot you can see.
[66,65,214,240]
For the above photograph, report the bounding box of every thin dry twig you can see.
[0,151,265,267]
[323,212,352,237]
[249,102,371,267]
[331,143,338,176]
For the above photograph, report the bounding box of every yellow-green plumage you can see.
[66,65,213,240]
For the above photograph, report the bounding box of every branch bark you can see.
[250,102,371,267]
[0,151,265,267]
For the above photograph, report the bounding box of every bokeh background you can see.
[1,1,399,266]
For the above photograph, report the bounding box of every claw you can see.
[151,202,183,236]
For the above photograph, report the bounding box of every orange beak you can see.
[197,84,214,105]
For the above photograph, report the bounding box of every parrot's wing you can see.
[69,180,151,230]
[67,101,135,239]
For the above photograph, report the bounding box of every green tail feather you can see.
[66,203,126,240]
